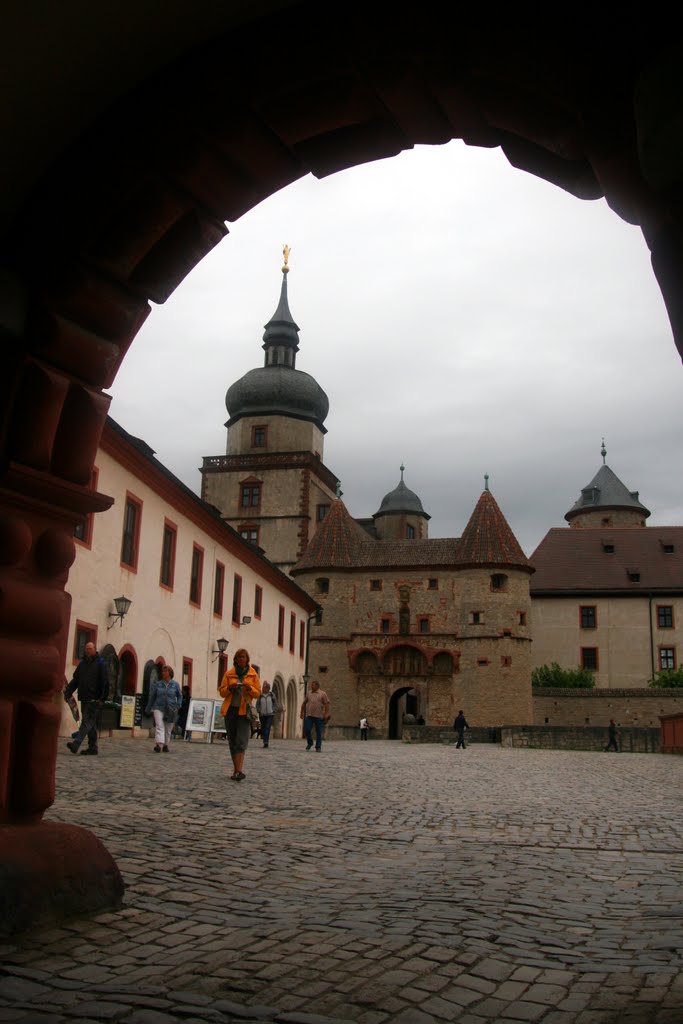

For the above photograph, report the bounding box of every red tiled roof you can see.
[454,490,532,572]
[294,493,530,573]
[530,527,683,593]
[293,499,370,571]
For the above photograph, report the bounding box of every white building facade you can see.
[63,418,317,739]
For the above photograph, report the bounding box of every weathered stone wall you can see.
[569,510,646,529]
[228,414,325,458]
[501,725,660,753]
[532,687,683,728]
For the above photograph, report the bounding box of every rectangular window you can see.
[159,519,177,589]
[657,605,674,628]
[74,467,98,548]
[232,574,242,625]
[213,561,225,616]
[501,655,512,667]
[370,579,382,591]
[254,585,263,619]
[381,618,391,634]
[518,611,527,626]
[299,620,305,659]
[240,483,261,508]
[289,612,296,653]
[471,611,482,625]
[239,525,260,545]
[278,605,285,647]
[659,647,676,671]
[428,578,438,590]
[317,504,330,522]
[418,616,429,634]
[189,544,204,607]
[627,570,641,582]
[580,606,596,629]
[406,525,415,539]
[581,647,599,671]
[251,426,267,448]
[73,621,97,663]
[120,492,142,570]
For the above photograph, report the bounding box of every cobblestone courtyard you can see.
[2,738,683,1023]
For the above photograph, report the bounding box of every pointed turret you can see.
[292,499,369,572]
[455,481,532,571]
[565,441,650,528]
[225,248,329,430]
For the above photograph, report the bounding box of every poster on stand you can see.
[212,700,227,734]
[120,695,136,728]
[187,699,214,734]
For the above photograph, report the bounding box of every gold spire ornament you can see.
[282,244,291,273]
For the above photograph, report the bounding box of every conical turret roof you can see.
[292,499,370,572]
[454,483,532,572]
[565,459,650,523]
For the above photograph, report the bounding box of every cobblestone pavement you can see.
[2,738,683,1024]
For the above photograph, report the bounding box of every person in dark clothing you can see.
[64,642,107,755]
[604,718,620,752]
[453,709,469,749]
[177,684,191,739]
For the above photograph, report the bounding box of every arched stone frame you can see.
[118,644,138,697]
[350,649,381,675]
[286,678,300,739]
[2,4,683,929]
[271,673,286,739]
[99,643,120,704]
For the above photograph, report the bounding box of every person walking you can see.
[453,709,469,749]
[65,642,107,755]
[177,684,191,739]
[219,648,261,781]
[300,679,330,752]
[145,665,183,752]
[604,718,621,752]
[256,682,278,748]
[359,716,369,740]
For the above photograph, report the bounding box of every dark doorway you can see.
[120,650,137,697]
[388,686,418,740]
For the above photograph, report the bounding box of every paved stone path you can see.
[2,738,683,1024]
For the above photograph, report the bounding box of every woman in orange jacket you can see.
[219,648,261,781]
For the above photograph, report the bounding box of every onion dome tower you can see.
[565,440,650,529]
[373,465,431,540]
[200,248,339,574]
[225,248,329,432]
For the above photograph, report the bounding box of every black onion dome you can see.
[226,366,329,428]
[225,254,329,430]
[374,466,430,519]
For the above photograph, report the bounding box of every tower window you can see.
[580,606,596,629]
[490,573,508,591]
[240,483,261,509]
[251,426,267,448]
[316,578,329,595]
[428,578,438,590]
[406,525,415,539]
[239,525,260,545]
[470,611,483,625]
[381,618,391,634]
[418,616,430,634]
[370,579,382,591]
[317,504,330,522]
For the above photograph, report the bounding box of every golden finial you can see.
[282,244,291,274]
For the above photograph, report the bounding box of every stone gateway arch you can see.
[1,1,682,931]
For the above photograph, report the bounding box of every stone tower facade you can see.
[201,255,338,573]
[291,484,534,736]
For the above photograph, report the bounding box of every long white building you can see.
[63,417,317,740]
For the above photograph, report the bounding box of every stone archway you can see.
[3,2,683,932]
[271,674,286,739]
[119,647,137,697]
[286,678,300,739]
[388,685,419,740]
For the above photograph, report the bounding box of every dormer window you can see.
[602,541,615,554]
[406,525,415,539]
[662,542,675,554]
[627,570,640,583]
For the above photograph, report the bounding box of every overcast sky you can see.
[109,140,683,556]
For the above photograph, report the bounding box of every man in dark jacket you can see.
[453,709,469,749]
[64,642,107,755]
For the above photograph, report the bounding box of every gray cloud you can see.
[110,141,682,558]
